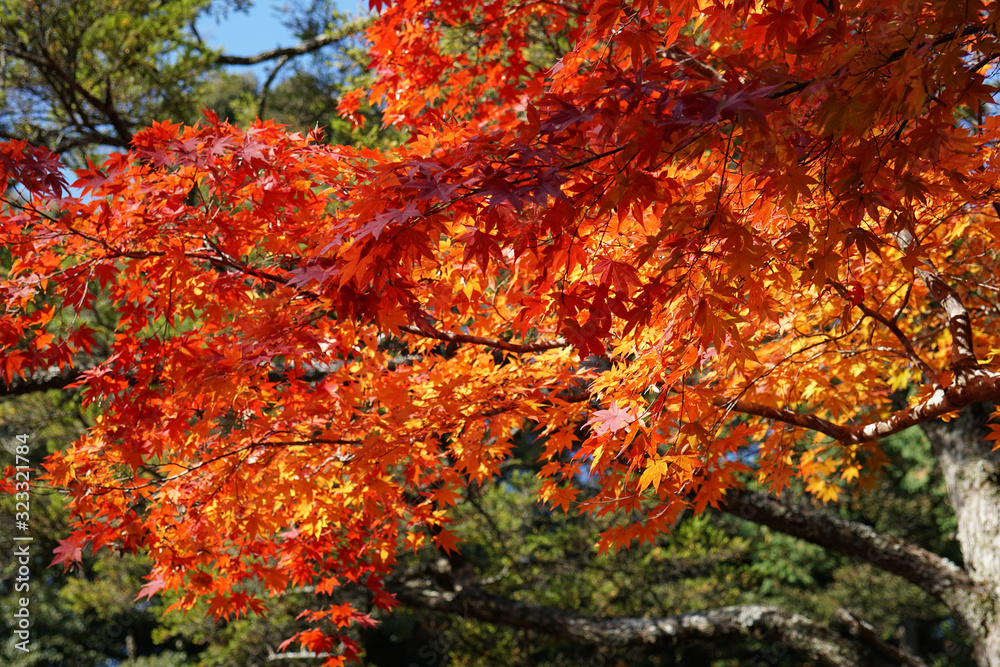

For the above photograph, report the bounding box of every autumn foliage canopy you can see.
[5,0,1000,662]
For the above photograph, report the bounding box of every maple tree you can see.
[5,0,1000,664]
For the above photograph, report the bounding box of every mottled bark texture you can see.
[922,406,1000,667]
[717,406,1000,667]
[393,580,873,666]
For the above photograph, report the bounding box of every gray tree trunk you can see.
[923,405,1000,667]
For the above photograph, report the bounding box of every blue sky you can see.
[197,1,366,79]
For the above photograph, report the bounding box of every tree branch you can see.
[399,324,567,353]
[393,581,871,666]
[709,226,1000,447]
[663,44,725,84]
[257,55,292,119]
[0,45,134,146]
[266,648,331,661]
[718,488,982,604]
[828,279,942,388]
[215,17,375,66]
[894,228,982,381]
[836,609,928,667]
[767,24,986,100]
[714,367,1000,445]
[0,361,339,398]
[0,368,86,397]
[918,267,980,376]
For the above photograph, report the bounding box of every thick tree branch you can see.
[393,581,871,667]
[713,370,1000,445]
[894,228,981,380]
[266,648,332,661]
[714,368,1000,446]
[720,487,1000,661]
[836,609,928,667]
[215,18,375,66]
[918,268,980,376]
[718,488,981,604]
